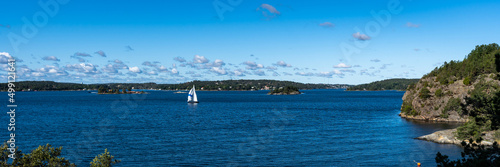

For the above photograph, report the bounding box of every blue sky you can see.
[1,0,499,84]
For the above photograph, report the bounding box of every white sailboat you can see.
[187,85,198,103]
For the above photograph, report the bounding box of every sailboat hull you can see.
[187,101,199,103]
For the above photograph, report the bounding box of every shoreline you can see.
[399,113,468,123]
[415,128,497,146]
[1,88,345,92]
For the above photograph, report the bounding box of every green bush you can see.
[419,87,431,99]
[401,102,419,116]
[443,97,462,113]
[440,110,449,118]
[463,76,471,85]
[456,119,481,140]
[436,140,500,166]
[90,149,121,167]
[0,143,120,167]
[435,88,444,97]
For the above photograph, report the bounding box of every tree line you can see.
[346,78,419,91]
[0,80,350,91]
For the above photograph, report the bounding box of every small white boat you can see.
[187,85,198,103]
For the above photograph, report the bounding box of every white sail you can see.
[192,86,198,102]
[187,89,193,102]
[187,85,198,103]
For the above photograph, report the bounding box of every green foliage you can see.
[422,81,429,87]
[347,78,419,91]
[435,88,444,97]
[0,143,21,166]
[401,102,419,116]
[494,129,500,141]
[426,43,500,84]
[90,149,121,167]
[463,76,471,85]
[269,86,300,94]
[456,119,481,140]
[98,86,107,94]
[0,143,119,167]
[463,89,500,130]
[440,110,449,118]
[443,98,462,114]
[436,140,500,166]
[419,87,431,99]
[15,144,75,167]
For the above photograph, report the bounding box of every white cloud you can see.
[128,66,142,73]
[257,4,280,19]
[74,52,92,57]
[319,22,334,28]
[253,70,266,76]
[259,4,280,15]
[352,32,371,41]
[295,72,314,76]
[200,59,226,69]
[340,69,356,73]
[273,60,292,67]
[315,70,345,78]
[233,69,245,76]
[65,63,100,74]
[42,56,60,61]
[158,65,169,72]
[31,72,45,77]
[210,67,227,75]
[142,61,157,67]
[113,59,123,64]
[174,57,186,62]
[102,64,119,74]
[370,59,381,62]
[266,66,277,71]
[380,64,392,69]
[193,55,209,64]
[0,52,13,63]
[334,63,352,68]
[94,50,106,57]
[243,61,264,70]
[171,68,179,74]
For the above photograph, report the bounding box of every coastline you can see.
[416,128,497,146]
[399,113,468,123]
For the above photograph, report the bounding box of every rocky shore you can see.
[416,128,496,146]
[268,91,301,95]
[399,113,468,123]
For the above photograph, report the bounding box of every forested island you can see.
[0,80,351,91]
[346,78,419,91]
[268,86,301,95]
[97,86,146,94]
[399,43,500,165]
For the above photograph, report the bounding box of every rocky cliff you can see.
[399,44,500,122]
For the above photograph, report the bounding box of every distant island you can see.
[97,86,146,94]
[268,86,301,95]
[346,78,419,91]
[0,80,351,92]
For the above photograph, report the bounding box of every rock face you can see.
[416,128,495,146]
[399,74,500,122]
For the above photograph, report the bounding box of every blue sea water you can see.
[2,89,462,166]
